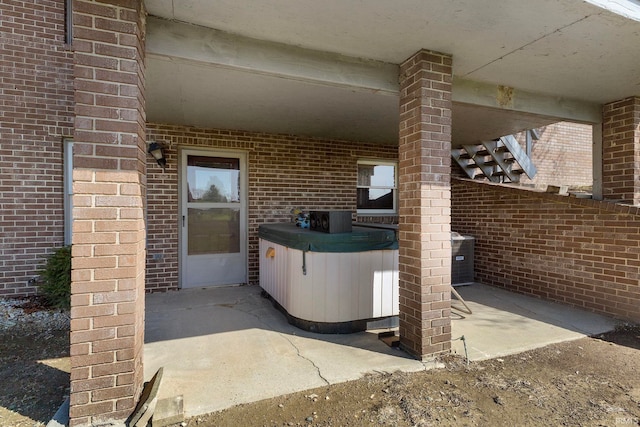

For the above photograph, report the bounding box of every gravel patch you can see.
[0,297,70,333]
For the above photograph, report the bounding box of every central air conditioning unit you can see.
[309,211,352,233]
[452,232,475,286]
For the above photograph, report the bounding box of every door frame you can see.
[178,146,249,288]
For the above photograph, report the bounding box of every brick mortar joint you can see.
[400,93,452,101]
[0,31,70,46]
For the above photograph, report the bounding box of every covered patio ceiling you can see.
[143,0,640,146]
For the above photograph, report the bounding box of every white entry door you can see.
[180,150,247,288]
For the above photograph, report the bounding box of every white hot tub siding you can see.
[259,239,399,323]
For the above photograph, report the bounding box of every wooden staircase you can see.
[452,131,538,183]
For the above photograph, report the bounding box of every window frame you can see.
[64,139,73,245]
[65,0,73,45]
[356,159,398,215]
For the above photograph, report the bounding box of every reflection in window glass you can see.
[188,208,240,255]
[357,161,397,213]
[187,156,240,203]
[358,164,395,187]
[357,188,394,210]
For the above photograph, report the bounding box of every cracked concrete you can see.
[219,291,332,385]
[276,332,330,386]
[144,285,424,417]
[144,283,616,419]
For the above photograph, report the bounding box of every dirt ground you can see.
[1,308,639,427]
[0,327,69,427]
[189,326,640,427]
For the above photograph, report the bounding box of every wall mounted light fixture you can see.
[148,142,166,170]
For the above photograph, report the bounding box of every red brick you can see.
[397,50,453,359]
[92,289,136,303]
[70,327,116,345]
[71,376,115,393]
[116,372,134,386]
[71,367,90,381]
[92,337,134,353]
[602,97,640,205]
[69,400,114,418]
[0,0,73,297]
[92,360,134,377]
[452,178,640,323]
[71,304,116,319]
[66,2,147,423]
[91,385,135,402]
[69,417,90,427]
[70,392,90,406]
[71,280,117,294]
[144,121,399,292]
[71,319,91,332]
[115,397,135,411]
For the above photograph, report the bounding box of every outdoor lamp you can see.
[148,142,167,170]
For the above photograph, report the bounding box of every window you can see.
[357,160,397,214]
[64,139,73,245]
[65,0,73,45]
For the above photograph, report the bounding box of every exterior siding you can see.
[0,0,74,296]
[452,178,640,323]
[145,124,399,292]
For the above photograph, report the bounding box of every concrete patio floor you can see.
[144,283,617,419]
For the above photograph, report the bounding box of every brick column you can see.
[69,1,146,426]
[602,96,640,206]
[398,50,453,359]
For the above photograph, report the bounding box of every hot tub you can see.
[258,223,399,333]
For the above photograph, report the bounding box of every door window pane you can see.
[188,208,240,255]
[187,156,240,203]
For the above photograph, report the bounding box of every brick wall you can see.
[69,1,147,425]
[602,97,640,205]
[0,0,74,296]
[517,121,593,189]
[452,121,594,189]
[397,50,453,359]
[145,124,399,292]
[452,178,640,323]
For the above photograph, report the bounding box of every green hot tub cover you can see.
[258,223,398,252]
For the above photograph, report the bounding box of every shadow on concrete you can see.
[145,285,399,347]
[144,283,617,418]
[594,324,640,351]
[451,283,617,361]
[144,285,424,416]
[0,329,69,425]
